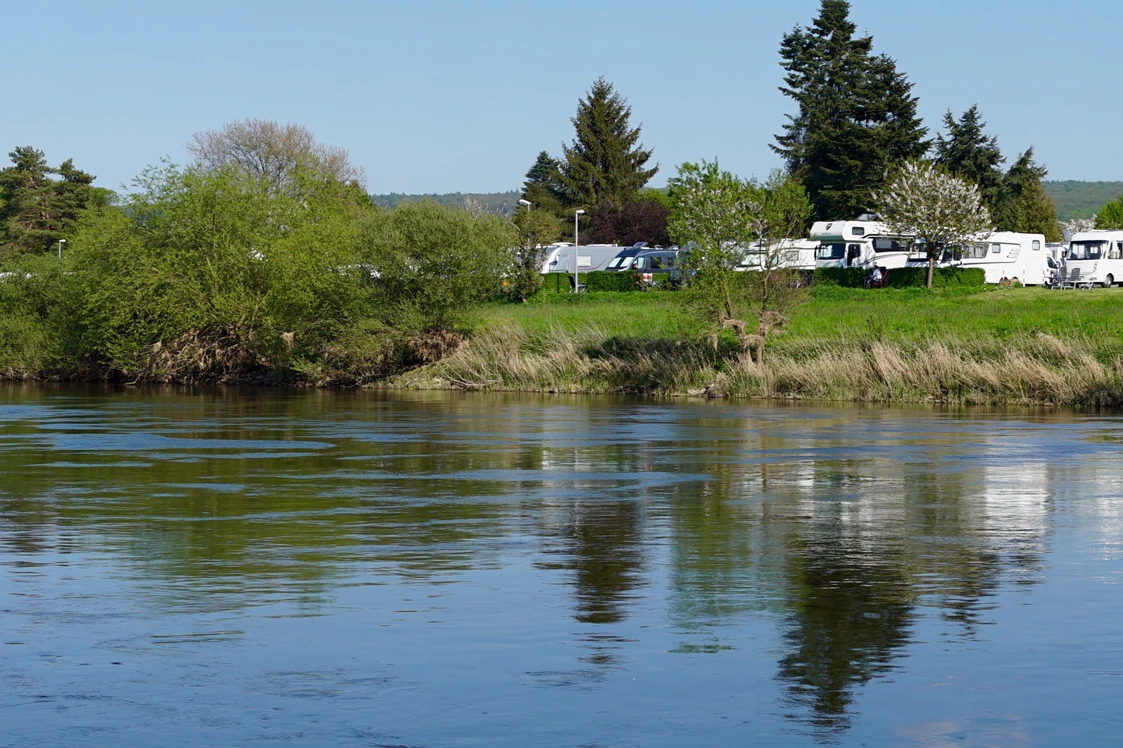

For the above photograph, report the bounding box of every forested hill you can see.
[369,183,1121,221]
[370,191,520,214]
[1043,181,1123,220]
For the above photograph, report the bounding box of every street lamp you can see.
[518,198,531,211]
[57,239,66,259]
[573,209,586,292]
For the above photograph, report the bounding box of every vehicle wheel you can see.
[1106,275,1115,288]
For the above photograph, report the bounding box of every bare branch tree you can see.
[187,119,365,189]
[877,161,992,288]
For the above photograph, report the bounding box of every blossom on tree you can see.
[876,161,992,288]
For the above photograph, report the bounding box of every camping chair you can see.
[1063,267,1080,289]
[864,267,889,289]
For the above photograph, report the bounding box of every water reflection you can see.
[0,386,1119,745]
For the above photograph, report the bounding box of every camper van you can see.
[907,232,1054,285]
[811,218,915,269]
[540,243,623,275]
[1065,230,1123,287]
[738,239,818,271]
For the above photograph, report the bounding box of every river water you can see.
[1,385,1121,746]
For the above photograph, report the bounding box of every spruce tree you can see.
[934,106,1005,212]
[773,0,927,221]
[557,77,657,209]
[520,151,566,217]
[997,148,1060,240]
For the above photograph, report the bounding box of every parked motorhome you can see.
[540,243,623,275]
[630,248,682,286]
[738,239,818,271]
[906,232,1054,285]
[1065,230,1123,287]
[811,218,915,269]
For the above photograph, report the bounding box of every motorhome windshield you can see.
[1069,241,1107,260]
[606,256,628,269]
[817,243,845,260]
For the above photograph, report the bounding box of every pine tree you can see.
[934,106,1005,212]
[996,148,1060,240]
[773,0,927,221]
[557,77,657,209]
[0,147,111,256]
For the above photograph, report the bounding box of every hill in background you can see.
[370,183,1123,222]
[370,191,521,214]
[1044,181,1123,221]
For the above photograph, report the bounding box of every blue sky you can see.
[3,0,1116,194]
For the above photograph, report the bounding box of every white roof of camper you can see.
[1071,230,1123,242]
[810,220,894,242]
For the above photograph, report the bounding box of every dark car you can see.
[630,248,682,287]
[603,243,650,271]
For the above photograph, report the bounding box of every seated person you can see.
[866,266,884,287]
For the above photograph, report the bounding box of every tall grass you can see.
[399,322,1123,407]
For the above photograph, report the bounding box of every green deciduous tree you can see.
[1096,195,1123,230]
[774,0,927,221]
[0,146,113,256]
[668,161,809,365]
[557,77,658,210]
[877,162,992,289]
[508,207,562,301]
[359,200,516,334]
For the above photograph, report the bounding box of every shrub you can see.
[585,270,639,292]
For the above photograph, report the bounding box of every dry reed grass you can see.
[398,328,1123,407]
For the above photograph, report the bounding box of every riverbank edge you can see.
[7,327,1121,408]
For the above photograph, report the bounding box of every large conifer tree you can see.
[773,0,927,221]
[520,151,566,216]
[557,77,658,209]
[934,106,1005,211]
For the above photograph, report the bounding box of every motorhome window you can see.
[1032,240,1041,251]
[607,257,624,269]
[666,255,677,268]
[633,257,647,269]
[873,238,906,253]
[851,227,865,236]
[969,244,988,259]
[941,246,964,262]
[817,243,845,260]
[1111,243,1123,260]
[649,256,664,269]
[1069,241,1106,260]
[990,244,1002,255]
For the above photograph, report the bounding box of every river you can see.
[1,385,1121,746]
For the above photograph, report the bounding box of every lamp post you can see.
[518,198,531,211]
[57,239,66,259]
[573,209,585,292]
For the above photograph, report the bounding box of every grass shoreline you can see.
[5,287,1123,407]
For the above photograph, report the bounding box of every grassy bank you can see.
[396,287,1123,406]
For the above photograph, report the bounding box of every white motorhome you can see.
[1065,230,1123,287]
[907,232,1054,285]
[540,243,623,275]
[811,218,915,269]
[737,239,818,271]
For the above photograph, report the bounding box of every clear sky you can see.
[3,0,1116,195]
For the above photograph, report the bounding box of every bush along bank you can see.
[813,266,986,289]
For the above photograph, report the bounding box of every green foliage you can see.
[360,200,517,333]
[774,0,928,220]
[557,77,658,209]
[1096,195,1123,230]
[0,146,114,256]
[508,207,563,301]
[1045,181,1123,221]
[935,106,1005,212]
[812,266,986,288]
[585,270,640,292]
[1013,178,1064,241]
[520,152,567,220]
[369,191,522,214]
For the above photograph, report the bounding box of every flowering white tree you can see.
[877,161,992,288]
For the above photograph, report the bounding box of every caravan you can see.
[738,239,818,271]
[908,232,1054,285]
[540,243,624,275]
[811,218,915,269]
[1065,230,1123,287]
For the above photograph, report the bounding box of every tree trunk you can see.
[927,253,935,289]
